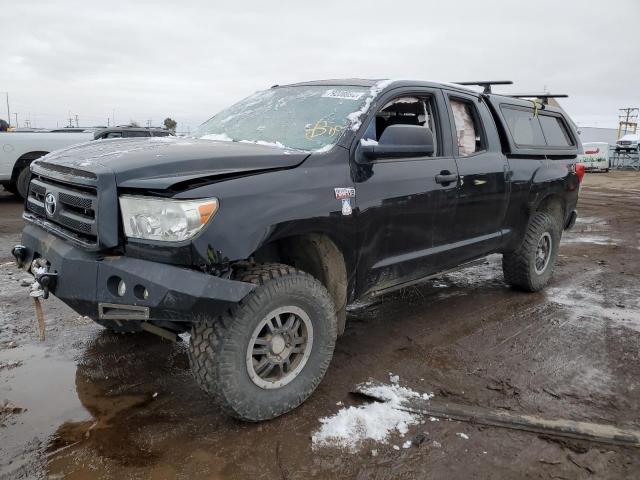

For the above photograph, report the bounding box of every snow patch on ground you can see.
[561,235,617,246]
[546,281,640,332]
[311,381,432,451]
[575,216,607,226]
[439,254,502,287]
[456,432,469,440]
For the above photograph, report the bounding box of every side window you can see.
[501,106,546,146]
[450,98,485,156]
[539,115,573,147]
[361,96,438,156]
[125,131,151,138]
[105,132,122,138]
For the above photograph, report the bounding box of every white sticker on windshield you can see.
[322,89,364,100]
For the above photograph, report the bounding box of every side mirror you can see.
[361,124,434,160]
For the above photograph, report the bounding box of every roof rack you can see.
[508,93,568,105]
[453,80,513,94]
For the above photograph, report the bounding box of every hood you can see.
[618,134,639,142]
[36,136,310,190]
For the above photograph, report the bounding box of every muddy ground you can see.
[1,172,639,479]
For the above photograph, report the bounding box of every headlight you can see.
[119,195,218,242]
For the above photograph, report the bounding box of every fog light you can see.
[117,280,127,297]
[133,284,149,301]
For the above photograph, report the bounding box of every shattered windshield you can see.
[194,85,372,151]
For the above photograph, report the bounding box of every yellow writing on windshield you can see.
[305,120,344,139]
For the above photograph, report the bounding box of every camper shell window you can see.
[496,103,578,156]
[539,114,574,147]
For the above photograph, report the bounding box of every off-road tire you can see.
[502,211,561,292]
[188,263,337,421]
[16,166,31,200]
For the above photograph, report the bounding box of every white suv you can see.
[615,133,640,153]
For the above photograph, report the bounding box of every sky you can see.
[1,0,638,132]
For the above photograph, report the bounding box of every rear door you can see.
[443,92,510,266]
[352,88,460,297]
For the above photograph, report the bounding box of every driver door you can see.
[352,89,459,298]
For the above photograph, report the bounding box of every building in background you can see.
[576,127,619,145]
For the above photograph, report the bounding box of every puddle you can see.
[0,344,90,477]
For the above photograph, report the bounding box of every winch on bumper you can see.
[12,224,255,322]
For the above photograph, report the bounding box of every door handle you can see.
[435,171,458,185]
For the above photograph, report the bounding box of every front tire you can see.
[189,263,337,421]
[502,212,561,292]
[16,165,31,199]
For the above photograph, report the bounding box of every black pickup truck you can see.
[12,79,584,421]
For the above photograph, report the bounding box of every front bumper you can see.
[14,224,255,322]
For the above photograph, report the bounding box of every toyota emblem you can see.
[44,193,57,216]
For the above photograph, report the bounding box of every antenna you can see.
[453,80,513,94]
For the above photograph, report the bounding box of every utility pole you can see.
[14,112,18,128]
[75,114,79,128]
[617,108,639,139]
[5,92,10,128]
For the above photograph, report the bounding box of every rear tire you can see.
[502,212,561,292]
[189,263,337,421]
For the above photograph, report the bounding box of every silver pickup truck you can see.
[0,132,93,198]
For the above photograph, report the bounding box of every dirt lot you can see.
[1,172,639,479]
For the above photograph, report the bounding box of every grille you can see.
[26,175,98,243]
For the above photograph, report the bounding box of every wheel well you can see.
[251,233,348,334]
[536,194,565,225]
[11,151,48,183]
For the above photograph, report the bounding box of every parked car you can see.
[0,127,174,198]
[615,133,639,153]
[0,131,93,198]
[93,127,174,140]
[580,142,610,172]
[13,79,584,421]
